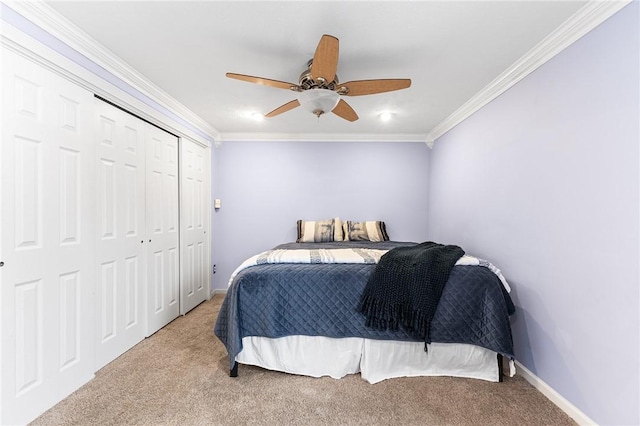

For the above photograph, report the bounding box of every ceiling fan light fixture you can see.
[297,89,340,117]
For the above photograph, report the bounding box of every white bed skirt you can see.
[236,336,515,383]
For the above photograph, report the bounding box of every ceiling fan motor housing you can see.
[298,59,339,91]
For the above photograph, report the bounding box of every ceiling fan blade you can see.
[226,73,297,90]
[265,99,300,118]
[332,99,358,122]
[311,34,339,83]
[339,79,411,96]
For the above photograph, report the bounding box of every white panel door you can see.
[1,49,95,425]
[145,125,180,335]
[94,101,146,370]
[180,138,210,315]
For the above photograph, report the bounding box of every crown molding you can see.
[426,0,632,146]
[4,0,221,142]
[425,136,435,149]
[219,132,429,143]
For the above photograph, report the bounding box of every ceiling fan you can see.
[226,34,411,122]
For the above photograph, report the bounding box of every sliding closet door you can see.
[145,126,180,335]
[0,50,95,425]
[94,101,146,370]
[180,138,211,314]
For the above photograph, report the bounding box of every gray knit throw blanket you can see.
[359,241,464,348]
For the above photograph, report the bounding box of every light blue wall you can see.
[211,141,430,289]
[427,4,639,425]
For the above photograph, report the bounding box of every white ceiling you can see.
[45,0,590,142]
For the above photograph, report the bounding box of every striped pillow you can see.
[343,221,389,242]
[297,219,336,243]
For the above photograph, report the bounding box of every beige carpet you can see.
[31,295,576,426]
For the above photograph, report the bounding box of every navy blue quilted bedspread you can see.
[214,241,515,371]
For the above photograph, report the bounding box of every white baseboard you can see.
[515,361,597,426]
[210,289,228,297]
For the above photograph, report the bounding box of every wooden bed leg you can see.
[497,354,504,382]
[230,361,238,378]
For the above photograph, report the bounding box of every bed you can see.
[214,239,515,383]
